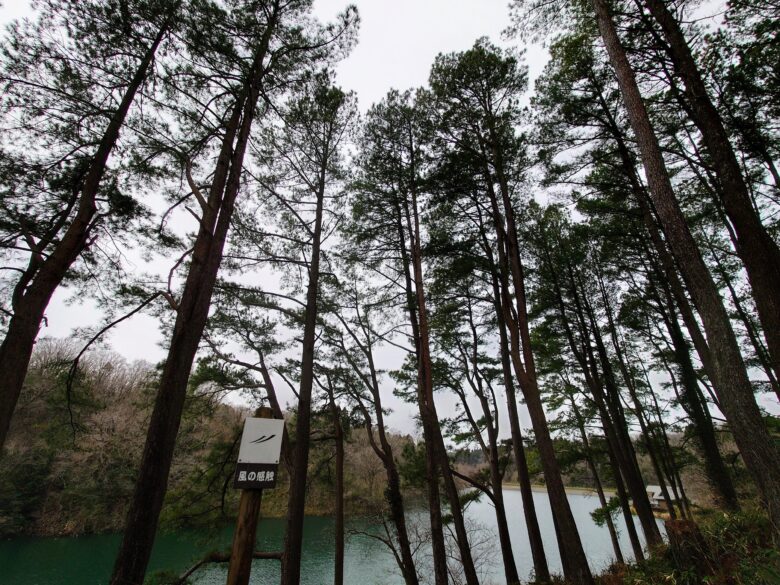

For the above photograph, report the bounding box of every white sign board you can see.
[237,417,284,464]
[234,417,284,490]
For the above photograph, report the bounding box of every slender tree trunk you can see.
[572,401,624,564]
[0,22,169,451]
[282,165,328,585]
[589,370,658,548]
[331,400,345,585]
[643,0,780,381]
[346,367,419,585]
[589,452,624,565]
[566,264,661,547]
[394,202,449,585]
[483,156,592,585]
[597,275,680,519]
[462,296,519,585]
[490,463,519,585]
[605,435,645,561]
[350,321,420,585]
[481,203,550,583]
[367,362,418,585]
[591,0,780,537]
[659,293,740,510]
[332,289,418,584]
[639,237,737,509]
[108,16,276,583]
[500,337,550,583]
[406,186,480,585]
[537,236,647,562]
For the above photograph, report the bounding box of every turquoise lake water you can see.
[0,489,663,584]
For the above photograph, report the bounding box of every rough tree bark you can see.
[405,181,480,585]
[108,10,277,583]
[591,0,780,537]
[643,0,780,382]
[282,142,328,585]
[0,20,170,451]
[481,139,592,585]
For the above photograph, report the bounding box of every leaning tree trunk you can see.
[564,262,661,548]
[461,294,520,585]
[406,187,480,585]
[483,156,592,585]
[330,398,345,585]
[622,175,739,509]
[0,21,169,452]
[572,401,624,564]
[395,201,449,585]
[596,275,680,519]
[482,200,550,583]
[635,201,739,509]
[365,343,419,585]
[591,0,780,537]
[660,288,740,510]
[643,0,780,382]
[552,278,644,561]
[109,17,275,584]
[344,347,420,585]
[282,170,327,585]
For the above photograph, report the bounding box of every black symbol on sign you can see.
[251,434,276,444]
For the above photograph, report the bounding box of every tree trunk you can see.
[108,16,275,584]
[572,400,624,565]
[706,238,780,402]
[643,0,780,383]
[282,163,328,585]
[591,0,780,537]
[483,153,592,585]
[349,321,420,585]
[605,433,645,561]
[482,202,550,583]
[406,186,480,585]
[331,400,344,585]
[393,214,449,585]
[603,114,738,509]
[564,263,661,547]
[0,21,169,451]
[459,293,520,585]
[499,334,550,583]
[659,290,740,510]
[365,345,419,585]
[597,274,679,519]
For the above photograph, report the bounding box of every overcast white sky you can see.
[0,0,550,435]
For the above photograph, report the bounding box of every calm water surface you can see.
[0,490,663,584]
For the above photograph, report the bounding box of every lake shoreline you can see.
[501,482,617,497]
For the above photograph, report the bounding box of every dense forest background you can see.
[0,0,779,584]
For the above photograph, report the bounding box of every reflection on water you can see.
[0,489,663,584]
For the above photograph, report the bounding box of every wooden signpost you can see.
[225,407,284,585]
